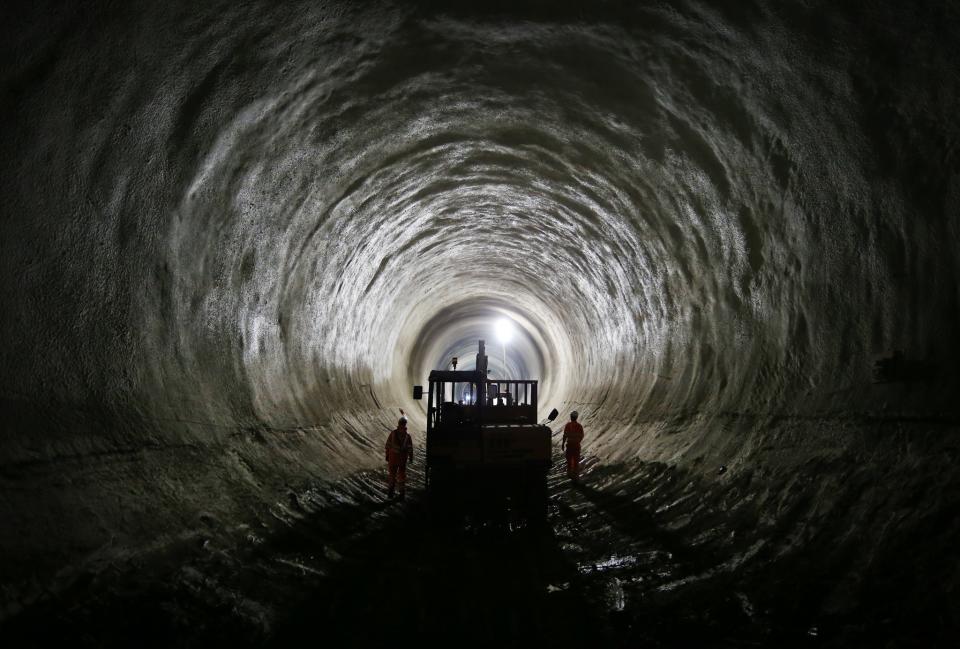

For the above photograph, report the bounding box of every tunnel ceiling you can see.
[0,0,960,639]
[1,0,959,591]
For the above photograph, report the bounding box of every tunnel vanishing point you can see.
[1,1,959,647]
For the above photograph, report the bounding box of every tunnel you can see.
[1,0,959,646]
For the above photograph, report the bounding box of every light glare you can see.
[495,318,514,344]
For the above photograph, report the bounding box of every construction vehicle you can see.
[412,340,558,490]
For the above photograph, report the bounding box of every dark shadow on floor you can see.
[269,485,606,648]
[0,470,610,648]
[4,455,957,648]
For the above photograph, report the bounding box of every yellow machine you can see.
[413,340,557,488]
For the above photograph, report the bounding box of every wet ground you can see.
[2,446,957,648]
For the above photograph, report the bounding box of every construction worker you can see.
[385,415,413,499]
[561,411,584,481]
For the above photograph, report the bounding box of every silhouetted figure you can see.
[561,411,584,481]
[385,415,413,499]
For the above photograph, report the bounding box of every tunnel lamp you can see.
[495,318,514,344]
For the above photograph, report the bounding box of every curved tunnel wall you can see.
[1,0,959,615]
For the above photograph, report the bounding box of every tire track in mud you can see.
[545,453,778,648]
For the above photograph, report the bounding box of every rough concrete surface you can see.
[1,1,958,646]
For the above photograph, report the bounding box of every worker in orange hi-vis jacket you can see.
[561,410,584,481]
[385,414,414,499]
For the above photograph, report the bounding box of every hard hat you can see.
[398,416,408,427]
[571,411,579,420]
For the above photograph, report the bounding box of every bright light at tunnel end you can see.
[495,318,514,344]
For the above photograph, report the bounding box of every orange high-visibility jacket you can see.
[563,421,584,450]
[385,428,413,464]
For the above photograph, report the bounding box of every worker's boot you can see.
[398,488,406,500]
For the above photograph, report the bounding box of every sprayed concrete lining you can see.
[1,0,958,644]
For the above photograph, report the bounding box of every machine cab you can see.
[412,339,555,483]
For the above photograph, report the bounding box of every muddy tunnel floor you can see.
[3,1,960,646]
[3,441,957,649]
